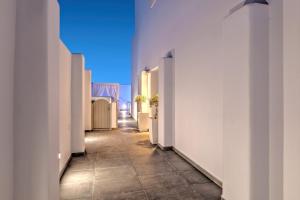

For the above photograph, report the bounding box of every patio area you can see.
[60,120,222,200]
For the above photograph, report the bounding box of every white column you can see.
[0,0,16,199]
[223,3,269,200]
[71,54,85,154]
[59,42,72,174]
[283,1,300,199]
[13,0,60,199]
[85,70,92,131]
[158,57,174,148]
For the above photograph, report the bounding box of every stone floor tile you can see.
[179,170,211,185]
[168,159,195,171]
[133,162,174,176]
[61,170,94,185]
[191,182,222,199]
[93,191,147,200]
[139,172,188,189]
[67,160,94,171]
[60,181,93,200]
[95,165,136,180]
[93,177,143,196]
[95,157,131,169]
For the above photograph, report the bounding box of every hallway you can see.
[60,120,222,200]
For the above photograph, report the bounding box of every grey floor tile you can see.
[168,159,195,171]
[191,183,222,199]
[145,185,203,200]
[94,191,147,200]
[61,170,94,184]
[130,153,165,165]
[67,160,95,171]
[93,177,143,197]
[95,165,136,180]
[95,157,131,169]
[60,181,93,200]
[139,172,188,189]
[179,170,211,184]
[133,162,174,176]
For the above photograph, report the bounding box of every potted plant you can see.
[149,94,159,144]
[135,95,146,113]
[149,94,159,119]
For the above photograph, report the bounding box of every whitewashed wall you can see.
[133,0,296,200]
[223,4,269,200]
[13,0,60,199]
[59,41,72,174]
[283,0,300,199]
[84,70,92,131]
[0,0,15,199]
[71,54,85,154]
[133,0,237,183]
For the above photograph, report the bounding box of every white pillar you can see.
[59,42,72,174]
[223,3,269,200]
[71,54,85,154]
[0,0,16,199]
[283,1,300,199]
[85,70,92,131]
[14,0,60,199]
[158,57,175,148]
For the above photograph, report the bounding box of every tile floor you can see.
[60,118,222,200]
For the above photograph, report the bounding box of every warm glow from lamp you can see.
[141,71,150,113]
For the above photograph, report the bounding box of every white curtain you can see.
[92,83,120,101]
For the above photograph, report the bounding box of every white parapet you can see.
[71,54,85,154]
[158,57,174,148]
[59,41,72,175]
[84,70,92,131]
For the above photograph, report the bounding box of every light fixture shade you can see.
[244,0,268,5]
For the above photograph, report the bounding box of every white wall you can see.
[133,1,292,199]
[133,0,238,182]
[283,0,300,199]
[84,70,92,131]
[59,41,72,174]
[47,1,60,199]
[0,0,15,199]
[223,4,269,200]
[14,0,60,199]
[71,54,85,153]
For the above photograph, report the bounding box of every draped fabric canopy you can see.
[92,83,120,101]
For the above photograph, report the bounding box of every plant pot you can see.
[138,112,149,132]
[149,118,158,144]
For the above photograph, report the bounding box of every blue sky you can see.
[59,0,134,84]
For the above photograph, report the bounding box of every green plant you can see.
[150,94,159,107]
[135,95,146,103]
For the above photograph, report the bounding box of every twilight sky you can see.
[59,0,134,84]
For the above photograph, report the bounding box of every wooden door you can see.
[93,99,111,129]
